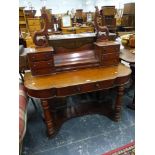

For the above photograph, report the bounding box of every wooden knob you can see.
[76,86,81,92]
[95,83,100,88]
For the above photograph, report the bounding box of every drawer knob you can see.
[95,83,100,88]
[102,48,106,52]
[76,86,81,92]
[32,56,35,59]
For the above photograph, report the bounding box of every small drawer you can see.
[102,52,119,60]
[28,52,53,62]
[100,58,119,66]
[95,44,120,54]
[31,68,54,76]
[103,45,120,53]
[29,59,54,70]
[79,83,96,93]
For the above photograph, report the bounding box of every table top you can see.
[24,63,131,90]
[119,46,135,64]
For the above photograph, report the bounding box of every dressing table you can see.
[23,7,131,137]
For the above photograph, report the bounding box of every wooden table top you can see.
[24,63,131,90]
[119,46,135,64]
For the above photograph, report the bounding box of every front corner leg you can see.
[41,99,55,137]
[114,86,124,121]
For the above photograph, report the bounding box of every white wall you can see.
[19,0,135,14]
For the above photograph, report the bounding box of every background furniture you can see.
[27,18,42,37]
[121,3,135,31]
[101,6,116,33]
[19,7,28,37]
[120,46,135,110]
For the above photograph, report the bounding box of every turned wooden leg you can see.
[114,86,124,121]
[41,99,55,137]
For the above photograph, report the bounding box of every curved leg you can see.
[41,99,55,137]
[114,86,124,121]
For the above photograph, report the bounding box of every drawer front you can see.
[100,58,119,66]
[101,52,119,61]
[31,68,54,76]
[28,52,53,62]
[95,44,120,54]
[101,45,120,54]
[27,19,41,26]
[56,80,115,97]
[57,86,78,96]
[29,59,54,70]
[98,80,115,89]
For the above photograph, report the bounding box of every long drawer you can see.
[56,80,114,97]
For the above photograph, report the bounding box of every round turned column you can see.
[114,86,124,121]
[41,99,55,136]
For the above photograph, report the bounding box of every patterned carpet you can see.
[102,141,135,155]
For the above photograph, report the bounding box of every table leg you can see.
[114,86,124,121]
[41,99,55,137]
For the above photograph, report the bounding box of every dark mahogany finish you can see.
[24,64,131,137]
[23,6,132,137]
[27,41,120,76]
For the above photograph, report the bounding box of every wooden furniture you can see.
[76,26,94,33]
[61,26,94,34]
[23,7,132,137]
[75,9,83,23]
[101,6,116,33]
[61,27,76,34]
[120,47,135,64]
[120,46,135,110]
[27,41,120,76]
[24,10,36,18]
[27,18,42,36]
[41,8,53,30]
[25,36,35,48]
[19,7,28,35]
[121,3,135,29]
[24,63,131,136]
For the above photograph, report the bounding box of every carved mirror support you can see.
[33,7,49,47]
[94,6,109,42]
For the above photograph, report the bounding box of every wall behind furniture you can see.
[19,0,135,14]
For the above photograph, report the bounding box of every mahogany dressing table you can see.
[23,7,132,137]
[24,64,131,136]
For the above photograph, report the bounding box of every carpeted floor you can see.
[22,87,135,155]
[102,141,135,155]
